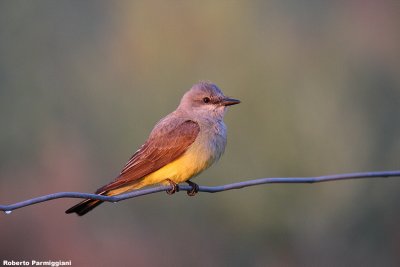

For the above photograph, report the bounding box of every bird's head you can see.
[178,81,240,120]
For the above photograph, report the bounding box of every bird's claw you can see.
[186,180,199,196]
[166,179,179,195]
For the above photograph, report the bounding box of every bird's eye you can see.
[203,97,211,103]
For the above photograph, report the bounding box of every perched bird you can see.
[66,81,240,216]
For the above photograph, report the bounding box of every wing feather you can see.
[95,119,200,193]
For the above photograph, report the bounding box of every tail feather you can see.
[65,198,105,216]
[66,190,109,216]
[66,181,141,216]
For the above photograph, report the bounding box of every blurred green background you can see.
[1,1,400,266]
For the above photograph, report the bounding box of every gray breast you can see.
[204,119,227,162]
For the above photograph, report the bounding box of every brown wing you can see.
[95,119,200,193]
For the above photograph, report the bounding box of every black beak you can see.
[221,97,241,106]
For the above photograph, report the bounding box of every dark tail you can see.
[66,179,137,216]
[65,192,107,216]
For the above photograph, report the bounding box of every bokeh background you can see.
[1,1,400,266]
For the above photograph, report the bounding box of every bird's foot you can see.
[186,180,199,196]
[166,179,180,195]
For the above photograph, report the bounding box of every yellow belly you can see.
[107,150,210,196]
[107,123,226,196]
[141,147,213,186]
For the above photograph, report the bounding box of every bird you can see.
[66,81,240,216]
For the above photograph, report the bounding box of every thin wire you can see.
[1,170,399,213]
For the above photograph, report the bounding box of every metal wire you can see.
[1,170,399,213]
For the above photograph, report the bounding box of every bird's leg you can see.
[166,179,180,195]
[186,180,199,196]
